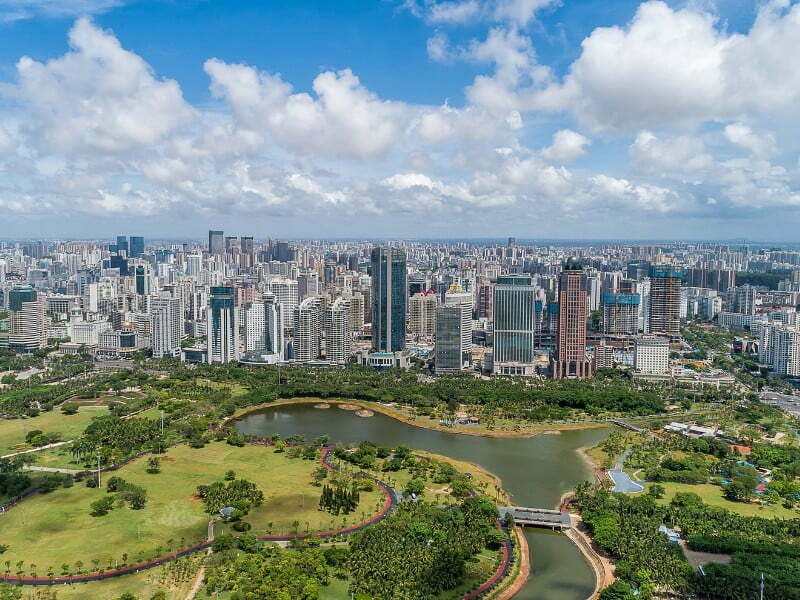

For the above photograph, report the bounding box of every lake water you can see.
[236,403,610,600]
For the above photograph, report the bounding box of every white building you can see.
[241,301,266,354]
[634,335,670,375]
[150,297,182,359]
[294,297,323,361]
[760,323,800,376]
[325,297,352,364]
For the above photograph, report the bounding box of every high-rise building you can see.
[129,236,145,258]
[225,236,239,254]
[444,288,473,368]
[116,235,128,255]
[493,275,537,375]
[264,295,285,358]
[325,297,352,364]
[552,261,593,379]
[8,286,47,353]
[207,286,238,363]
[409,291,437,339]
[294,297,323,361]
[476,282,494,320]
[241,301,266,354]
[602,293,640,336]
[208,230,224,255]
[269,278,299,336]
[135,265,151,296]
[370,247,407,352]
[634,335,670,375]
[725,284,758,315]
[435,305,465,374]
[150,297,182,359]
[648,266,684,338]
[759,324,800,376]
[186,254,203,278]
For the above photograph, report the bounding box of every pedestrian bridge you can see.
[498,507,572,530]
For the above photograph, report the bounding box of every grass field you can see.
[0,442,384,572]
[648,481,800,519]
[0,405,108,456]
[40,555,202,599]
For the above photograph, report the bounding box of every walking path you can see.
[1,440,72,460]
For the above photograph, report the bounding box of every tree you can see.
[146,457,160,474]
[404,478,425,498]
[647,484,665,499]
[599,581,636,600]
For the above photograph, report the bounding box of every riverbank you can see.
[566,515,616,599]
[491,526,530,600]
[225,397,608,439]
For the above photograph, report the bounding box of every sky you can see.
[1,0,800,241]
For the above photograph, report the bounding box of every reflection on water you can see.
[236,403,609,600]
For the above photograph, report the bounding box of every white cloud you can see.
[629,131,713,175]
[205,60,409,159]
[540,129,590,163]
[0,0,124,22]
[428,0,482,23]
[723,123,776,157]
[533,1,800,131]
[407,0,557,26]
[15,18,194,153]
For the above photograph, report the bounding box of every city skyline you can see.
[1,1,800,239]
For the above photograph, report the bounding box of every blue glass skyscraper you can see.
[370,247,407,353]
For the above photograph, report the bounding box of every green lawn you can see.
[0,442,384,573]
[648,481,800,519]
[0,405,107,456]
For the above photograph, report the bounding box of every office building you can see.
[648,266,684,338]
[409,291,437,339]
[634,335,670,375]
[493,275,537,375]
[552,261,593,379]
[602,293,640,336]
[241,301,266,354]
[370,247,407,352]
[129,236,145,258]
[207,286,238,363]
[208,230,225,255]
[8,286,47,352]
[150,297,182,359]
[264,295,285,358]
[435,306,465,374]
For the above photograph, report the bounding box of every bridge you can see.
[498,507,572,530]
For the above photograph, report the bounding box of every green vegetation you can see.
[576,483,800,599]
[0,405,107,456]
[0,443,379,571]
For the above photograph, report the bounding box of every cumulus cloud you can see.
[723,123,777,157]
[533,1,800,131]
[629,131,714,175]
[205,60,409,159]
[15,18,194,153]
[540,129,590,163]
[407,0,557,26]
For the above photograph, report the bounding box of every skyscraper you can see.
[435,305,464,374]
[207,286,238,363]
[208,230,224,255]
[409,291,437,339]
[294,297,323,361]
[8,286,47,353]
[264,295,285,359]
[602,293,640,336]
[325,297,352,364]
[116,235,128,255]
[552,261,593,379]
[241,301,266,354]
[493,275,537,376]
[129,236,145,258]
[648,266,684,338]
[370,247,407,353]
[150,297,182,359]
[135,265,151,296]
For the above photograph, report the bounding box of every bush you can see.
[90,495,115,517]
[232,520,252,532]
[61,402,79,415]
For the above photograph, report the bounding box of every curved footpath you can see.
[0,444,516,600]
[0,446,397,586]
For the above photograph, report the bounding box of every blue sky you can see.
[0,0,799,240]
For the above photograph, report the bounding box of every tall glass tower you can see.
[493,275,537,375]
[370,247,407,353]
[207,286,238,363]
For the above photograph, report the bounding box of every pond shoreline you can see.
[224,397,608,439]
